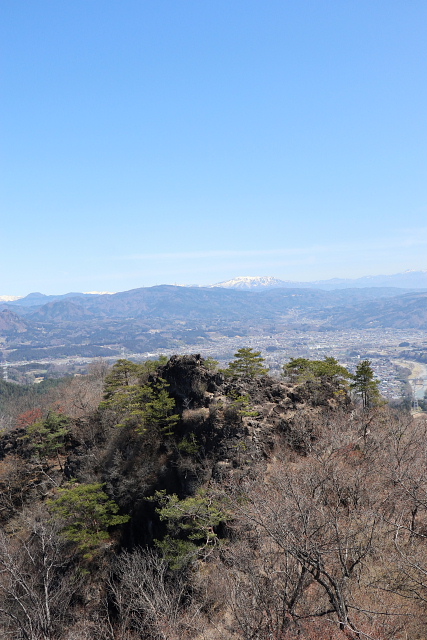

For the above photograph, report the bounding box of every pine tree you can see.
[100,358,178,435]
[351,360,381,409]
[49,482,129,556]
[24,411,70,470]
[284,356,351,385]
[227,347,268,378]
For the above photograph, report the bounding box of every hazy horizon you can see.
[3,268,427,299]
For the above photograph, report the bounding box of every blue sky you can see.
[1,1,426,295]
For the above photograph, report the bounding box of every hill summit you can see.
[1,355,427,638]
[210,275,291,290]
[209,270,427,290]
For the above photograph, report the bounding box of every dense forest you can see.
[0,351,426,639]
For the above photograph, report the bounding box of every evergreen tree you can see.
[24,411,70,470]
[103,359,142,396]
[351,360,381,409]
[100,360,179,436]
[284,356,351,386]
[49,482,129,556]
[140,377,180,436]
[150,489,230,568]
[227,347,268,378]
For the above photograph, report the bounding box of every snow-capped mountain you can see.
[0,295,22,302]
[209,271,427,291]
[209,276,293,290]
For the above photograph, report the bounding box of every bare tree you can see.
[223,535,311,639]
[224,436,410,639]
[108,548,202,640]
[59,362,108,419]
[368,413,427,628]
[0,508,81,640]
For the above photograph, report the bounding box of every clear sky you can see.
[1,1,426,295]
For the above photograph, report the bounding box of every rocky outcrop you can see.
[158,354,225,410]
[0,355,350,544]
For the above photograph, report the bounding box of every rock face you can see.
[158,354,224,410]
[0,427,28,461]
[92,355,348,545]
[155,354,350,470]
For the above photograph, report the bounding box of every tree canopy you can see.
[49,482,130,556]
[284,356,351,386]
[227,347,268,378]
[100,358,179,435]
[24,411,70,468]
[351,359,381,408]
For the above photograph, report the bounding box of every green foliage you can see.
[351,360,381,409]
[101,360,143,422]
[102,357,169,399]
[24,411,70,461]
[177,433,200,455]
[284,357,351,386]
[155,537,199,568]
[100,358,178,436]
[150,489,229,568]
[227,347,268,378]
[104,360,141,400]
[48,482,130,556]
[226,390,259,417]
[136,356,169,383]
[103,359,141,395]
[204,357,219,371]
[140,377,180,435]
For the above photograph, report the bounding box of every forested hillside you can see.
[0,354,426,639]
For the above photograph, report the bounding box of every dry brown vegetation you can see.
[0,355,427,638]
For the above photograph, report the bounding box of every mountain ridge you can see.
[3,269,427,302]
[2,284,426,329]
[208,270,427,290]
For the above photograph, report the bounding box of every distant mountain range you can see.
[3,281,427,364]
[208,271,427,290]
[209,276,289,290]
[3,270,427,304]
[1,283,427,329]
[4,291,102,307]
[1,271,427,360]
